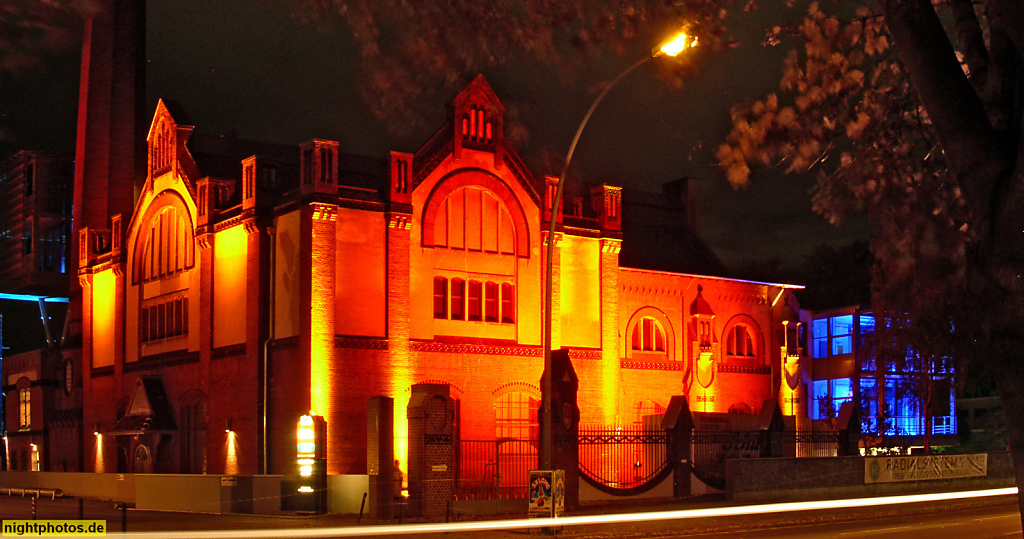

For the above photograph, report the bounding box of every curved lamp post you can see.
[540,29,698,470]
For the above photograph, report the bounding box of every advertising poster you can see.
[529,470,553,518]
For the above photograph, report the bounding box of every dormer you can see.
[147,99,194,181]
[300,139,340,196]
[591,184,622,232]
[451,74,505,168]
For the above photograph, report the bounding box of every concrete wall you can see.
[579,471,675,504]
[0,471,136,503]
[0,472,281,514]
[727,452,1015,503]
[327,474,369,514]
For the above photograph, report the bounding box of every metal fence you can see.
[454,439,537,500]
[578,425,670,490]
[780,429,841,458]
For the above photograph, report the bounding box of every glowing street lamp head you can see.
[656,30,697,57]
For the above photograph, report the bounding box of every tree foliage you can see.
[0,0,94,77]
[289,0,734,129]
[717,1,976,324]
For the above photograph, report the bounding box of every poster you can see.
[529,470,565,518]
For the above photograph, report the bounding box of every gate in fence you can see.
[577,424,672,493]
[453,439,537,500]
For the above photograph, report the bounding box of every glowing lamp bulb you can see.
[657,31,696,57]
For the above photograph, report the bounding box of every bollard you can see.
[357,492,367,524]
[78,497,84,520]
[115,503,127,532]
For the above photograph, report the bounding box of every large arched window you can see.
[134,194,195,284]
[632,317,666,352]
[495,391,539,440]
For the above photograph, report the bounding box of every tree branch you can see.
[986,0,1024,60]
[949,0,988,94]
[880,0,1009,222]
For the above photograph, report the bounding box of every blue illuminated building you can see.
[806,306,957,450]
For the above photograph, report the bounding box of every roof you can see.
[618,188,727,276]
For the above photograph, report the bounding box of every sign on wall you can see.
[864,453,987,484]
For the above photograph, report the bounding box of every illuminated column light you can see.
[297,415,316,478]
[93,427,104,473]
[225,430,238,477]
[309,204,337,470]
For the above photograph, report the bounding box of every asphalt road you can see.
[0,494,1019,538]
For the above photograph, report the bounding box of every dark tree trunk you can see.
[881,0,1024,526]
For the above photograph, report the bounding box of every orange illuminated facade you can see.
[73,76,808,476]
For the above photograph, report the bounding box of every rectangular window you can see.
[157,303,166,339]
[450,279,465,320]
[19,388,30,429]
[642,318,654,351]
[141,307,150,342]
[468,281,482,321]
[433,277,447,318]
[484,282,498,322]
[812,318,828,358]
[501,283,515,323]
[182,297,189,334]
[24,162,33,197]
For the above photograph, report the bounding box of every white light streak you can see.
[114,487,1018,539]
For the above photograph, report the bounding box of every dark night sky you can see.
[1,0,871,273]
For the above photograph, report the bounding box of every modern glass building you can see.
[807,306,957,450]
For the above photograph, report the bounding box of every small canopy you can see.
[106,377,177,435]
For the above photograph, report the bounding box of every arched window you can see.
[138,204,194,283]
[495,391,539,440]
[632,317,666,352]
[727,325,755,357]
[634,400,666,425]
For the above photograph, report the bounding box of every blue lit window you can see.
[860,377,879,434]
[809,378,853,420]
[830,315,853,355]
[812,319,829,359]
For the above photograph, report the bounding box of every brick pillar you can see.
[541,348,579,511]
[245,218,268,475]
[599,238,621,423]
[368,396,396,519]
[386,213,412,415]
[407,384,454,518]
[663,395,693,498]
[304,203,338,473]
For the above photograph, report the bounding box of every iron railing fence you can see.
[577,424,670,489]
[454,439,537,500]
[779,429,841,458]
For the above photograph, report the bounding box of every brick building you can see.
[69,75,808,477]
[0,150,77,472]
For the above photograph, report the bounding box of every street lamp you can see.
[540,29,697,470]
